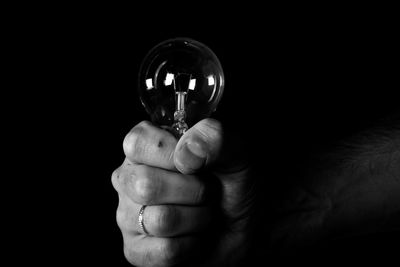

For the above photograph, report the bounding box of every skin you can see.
[111,118,400,266]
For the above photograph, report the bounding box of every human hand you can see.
[112,119,255,266]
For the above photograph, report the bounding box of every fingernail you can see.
[186,139,208,158]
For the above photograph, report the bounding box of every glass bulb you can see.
[138,38,225,138]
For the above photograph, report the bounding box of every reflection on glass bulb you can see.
[138,38,225,138]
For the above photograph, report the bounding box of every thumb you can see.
[174,118,247,174]
[174,118,223,174]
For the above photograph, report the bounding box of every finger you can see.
[174,118,223,174]
[142,205,211,237]
[123,121,177,170]
[174,118,249,175]
[117,160,206,205]
[117,202,211,237]
[123,235,195,267]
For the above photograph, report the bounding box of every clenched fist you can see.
[112,119,256,266]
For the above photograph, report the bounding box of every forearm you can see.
[269,122,400,248]
[320,131,400,238]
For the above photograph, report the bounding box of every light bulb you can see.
[138,38,225,138]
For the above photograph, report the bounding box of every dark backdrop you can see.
[11,8,399,266]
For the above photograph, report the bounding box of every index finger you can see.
[123,121,177,170]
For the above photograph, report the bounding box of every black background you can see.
[7,5,399,266]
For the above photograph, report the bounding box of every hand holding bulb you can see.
[112,38,256,266]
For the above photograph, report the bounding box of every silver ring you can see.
[138,205,149,235]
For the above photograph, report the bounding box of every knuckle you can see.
[116,208,124,229]
[111,168,120,191]
[133,166,159,204]
[123,121,150,159]
[116,207,132,232]
[123,131,135,156]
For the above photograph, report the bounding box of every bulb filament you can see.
[171,73,190,138]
